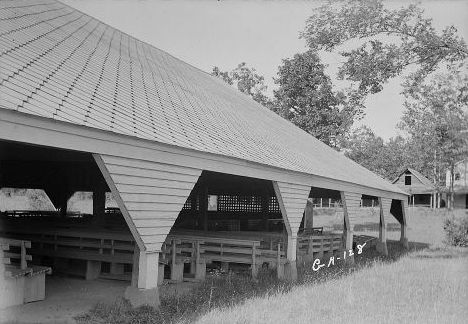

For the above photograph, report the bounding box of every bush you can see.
[443,214,468,247]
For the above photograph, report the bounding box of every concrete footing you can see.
[124,286,160,308]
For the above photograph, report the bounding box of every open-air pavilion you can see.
[0,0,408,307]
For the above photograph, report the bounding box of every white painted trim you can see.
[0,109,408,199]
[272,181,292,237]
[93,154,146,251]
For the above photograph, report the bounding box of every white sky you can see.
[62,0,468,140]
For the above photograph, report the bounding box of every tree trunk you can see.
[449,164,455,211]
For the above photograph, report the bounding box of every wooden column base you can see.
[343,231,354,265]
[170,263,184,282]
[195,262,206,280]
[220,262,229,273]
[86,260,101,280]
[376,241,388,256]
[158,264,165,285]
[400,237,409,249]
[283,261,297,281]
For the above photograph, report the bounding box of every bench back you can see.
[297,234,343,255]
[2,229,135,264]
[0,237,32,270]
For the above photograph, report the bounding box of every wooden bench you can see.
[0,237,52,308]
[301,227,324,235]
[2,227,135,280]
[161,236,206,283]
[297,233,343,262]
[167,233,287,279]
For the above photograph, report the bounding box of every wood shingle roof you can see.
[0,0,405,195]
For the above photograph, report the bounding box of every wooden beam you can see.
[0,109,408,201]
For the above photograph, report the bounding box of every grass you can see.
[75,208,468,324]
[197,247,468,324]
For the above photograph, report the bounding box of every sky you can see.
[62,0,468,140]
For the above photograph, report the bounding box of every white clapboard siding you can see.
[94,154,202,252]
[273,181,310,236]
[341,191,362,231]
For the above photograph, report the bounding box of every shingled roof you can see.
[393,168,435,189]
[0,0,405,195]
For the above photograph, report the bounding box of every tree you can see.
[399,66,468,208]
[301,0,467,96]
[341,126,412,180]
[273,50,364,147]
[211,63,271,106]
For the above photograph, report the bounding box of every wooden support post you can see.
[86,261,101,280]
[130,246,160,289]
[377,197,389,256]
[110,263,124,275]
[126,246,160,308]
[284,235,298,281]
[170,239,183,281]
[158,263,165,285]
[340,191,362,264]
[20,241,27,270]
[304,199,313,229]
[221,262,229,272]
[272,181,310,281]
[262,194,269,231]
[193,241,206,280]
[200,187,208,231]
[400,200,409,249]
[93,183,106,225]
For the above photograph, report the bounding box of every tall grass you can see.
[197,247,468,324]
[76,242,413,324]
[76,209,468,324]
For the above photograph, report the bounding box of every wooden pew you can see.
[166,233,287,279]
[0,237,52,308]
[2,227,134,280]
[297,233,343,262]
[160,237,206,282]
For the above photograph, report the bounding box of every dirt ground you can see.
[0,276,199,324]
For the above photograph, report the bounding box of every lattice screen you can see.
[217,195,262,212]
[183,195,281,213]
[182,195,199,210]
[268,196,281,213]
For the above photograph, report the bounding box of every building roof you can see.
[392,167,435,194]
[0,0,405,196]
